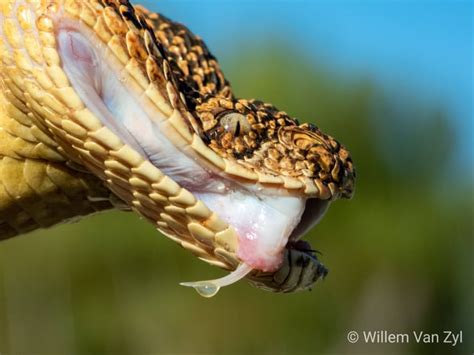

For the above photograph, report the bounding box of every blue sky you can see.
[138,0,473,174]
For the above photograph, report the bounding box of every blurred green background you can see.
[0,1,472,354]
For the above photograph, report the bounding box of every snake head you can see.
[196,98,355,200]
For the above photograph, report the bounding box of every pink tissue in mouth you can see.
[194,191,306,273]
[236,230,286,272]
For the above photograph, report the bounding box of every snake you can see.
[0,0,355,296]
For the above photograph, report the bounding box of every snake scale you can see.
[0,0,355,295]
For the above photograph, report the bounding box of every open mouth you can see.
[56,20,331,292]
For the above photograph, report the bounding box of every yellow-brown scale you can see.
[0,89,117,239]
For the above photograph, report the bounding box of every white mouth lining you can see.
[57,27,216,191]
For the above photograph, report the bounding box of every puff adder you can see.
[0,0,355,294]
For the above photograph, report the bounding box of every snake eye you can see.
[219,112,251,136]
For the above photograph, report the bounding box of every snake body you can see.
[0,0,355,294]
[0,85,121,239]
